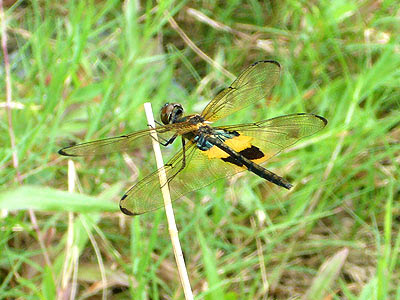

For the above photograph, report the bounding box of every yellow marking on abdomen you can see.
[203,135,253,159]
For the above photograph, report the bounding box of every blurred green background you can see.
[0,0,399,299]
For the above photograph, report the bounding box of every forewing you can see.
[218,113,328,163]
[58,122,196,156]
[201,61,281,122]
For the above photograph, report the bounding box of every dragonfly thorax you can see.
[160,103,184,125]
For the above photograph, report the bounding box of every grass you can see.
[0,0,399,299]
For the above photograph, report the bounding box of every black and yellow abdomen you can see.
[195,129,293,189]
[195,129,268,167]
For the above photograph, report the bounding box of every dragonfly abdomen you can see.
[205,136,293,190]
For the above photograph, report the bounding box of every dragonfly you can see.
[59,60,327,216]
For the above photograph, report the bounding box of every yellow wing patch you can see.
[203,135,253,159]
[251,154,270,165]
[249,147,277,165]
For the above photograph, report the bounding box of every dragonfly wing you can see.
[58,122,197,156]
[120,143,196,215]
[201,60,281,122]
[217,113,328,164]
[119,142,246,215]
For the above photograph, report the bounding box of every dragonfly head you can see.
[160,103,184,125]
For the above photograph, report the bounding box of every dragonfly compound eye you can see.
[160,103,184,124]
[160,103,173,125]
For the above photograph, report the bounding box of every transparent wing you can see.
[120,114,327,215]
[201,60,281,122]
[217,113,328,164]
[58,122,197,156]
[119,142,245,215]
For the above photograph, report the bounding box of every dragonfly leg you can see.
[146,124,177,146]
[155,135,169,144]
[159,134,178,146]
[167,137,186,183]
[180,137,186,169]
[147,122,169,142]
